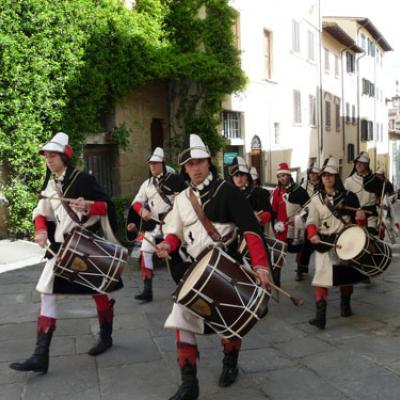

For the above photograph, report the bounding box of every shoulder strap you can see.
[154,176,173,208]
[323,194,347,225]
[54,182,81,225]
[188,188,222,241]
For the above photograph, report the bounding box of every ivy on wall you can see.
[0,0,245,237]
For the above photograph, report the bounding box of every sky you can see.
[322,0,400,97]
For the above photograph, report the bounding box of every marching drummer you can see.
[129,147,186,302]
[250,166,261,187]
[155,134,271,400]
[306,157,368,329]
[302,162,320,197]
[229,156,273,228]
[10,132,122,374]
[271,162,312,281]
[229,157,279,283]
[344,151,383,236]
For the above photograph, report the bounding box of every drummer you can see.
[271,162,311,281]
[129,147,186,303]
[229,156,273,228]
[302,162,320,197]
[229,157,278,282]
[306,157,368,329]
[344,151,383,235]
[155,134,271,400]
[10,132,122,374]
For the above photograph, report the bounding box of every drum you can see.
[335,225,392,277]
[239,235,287,270]
[174,246,270,339]
[54,227,128,293]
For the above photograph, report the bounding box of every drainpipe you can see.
[340,46,348,166]
[317,0,323,164]
[356,26,366,157]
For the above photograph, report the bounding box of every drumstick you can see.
[318,240,342,250]
[38,194,95,205]
[244,266,304,306]
[142,236,172,260]
[341,206,373,215]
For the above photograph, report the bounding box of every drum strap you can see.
[153,175,173,208]
[55,182,82,225]
[323,196,347,225]
[188,189,222,242]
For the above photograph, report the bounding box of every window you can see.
[263,29,272,79]
[274,122,280,145]
[335,102,341,132]
[293,90,302,124]
[223,111,241,139]
[346,102,350,124]
[352,105,356,125]
[368,121,374,140]
[334,54,339,78]
[368,38,375,57]
[307,30,315,61]
[361,119,368,141]
[325,100,331,130]
[346,52,355,73]
[360,33,366,50]
[324,48,330,73]
[309,94,316,126]
[370,82,375,97]
[292,20,300,53]
[347,143,355,162]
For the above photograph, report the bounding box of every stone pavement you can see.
[1,243,400,400]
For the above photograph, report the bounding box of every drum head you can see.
[336,226,366,260]
[177,249,213,301]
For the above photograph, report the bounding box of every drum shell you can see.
[335,225,392,277]
[240,235,287,270]
[175,247,269,339]
[54,227,127,293]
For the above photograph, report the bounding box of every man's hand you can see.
[274,221,285,233]
[355,209,366,221]
[140,208,152,221]
[127,223,137,232]
[309,234,320,244]
[156,241,171,258]
[254,268,271,290]
[35,230,48,248]
[70,197,88,213]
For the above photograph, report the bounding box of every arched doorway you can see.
[251,135,262,181]
[151,119,164,150]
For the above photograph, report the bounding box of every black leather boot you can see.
[135,278,153,302]
[218,348,239,387]
[295,267,303,281]
[169,363,199,400]
[340,295,352,317]
[309,299,327,329]
[9,329,54,373]
[88,299,114,356]
[272,268,281,288]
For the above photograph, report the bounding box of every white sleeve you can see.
[132,180,149,206]
[305,199,320,229]
[162,196,184,241]
[32,192,55,222]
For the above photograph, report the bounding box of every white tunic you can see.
[344,174,378,230]
[34,179,115,294]
[133,176,175,252]
[306,194,351,287]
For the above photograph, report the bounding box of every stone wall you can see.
[114,81,170,197]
